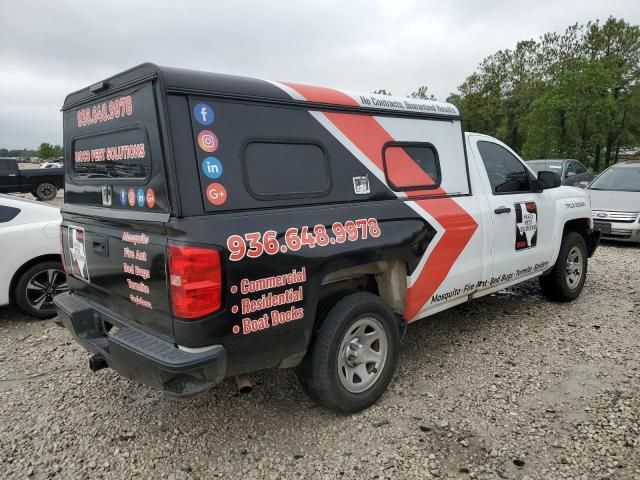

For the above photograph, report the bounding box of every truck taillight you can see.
[59,225,66,272]
[168,244,222,319]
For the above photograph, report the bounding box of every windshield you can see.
[527,160,563,174]
[589,167,640,192]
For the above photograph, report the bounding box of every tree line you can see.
[378,17,639,172]
[0,143,63,160]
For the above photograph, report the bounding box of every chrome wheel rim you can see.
[338,316,388,393]
[565,246,584,289]
[26,269,68,311]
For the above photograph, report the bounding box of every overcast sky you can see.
[1,0,639,149]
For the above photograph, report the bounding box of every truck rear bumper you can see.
[53,292,226,397]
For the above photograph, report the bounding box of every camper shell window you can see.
[383,142,441,191]
[242,140,331,199]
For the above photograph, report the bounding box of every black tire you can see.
[34,182,57,201]
[296,292,349,403]
[296,292,400,414]
[15,261,68,319]
[539,231,588,302]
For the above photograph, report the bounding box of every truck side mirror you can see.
[537,170,561,189]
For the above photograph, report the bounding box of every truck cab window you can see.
[477,141,530,194]
[0,161,16,175]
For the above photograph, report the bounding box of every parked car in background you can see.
[0,159,64,200]
[527,159,593,188]
[0,194,67,318]
[40,161,64,169]
[588,160,640,243]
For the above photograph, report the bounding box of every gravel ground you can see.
[1,243,639,479]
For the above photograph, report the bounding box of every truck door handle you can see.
[8,174,17,177]
[92,237,108,256]
[494,206,511,214]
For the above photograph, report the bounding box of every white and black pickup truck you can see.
[54,64,601,413]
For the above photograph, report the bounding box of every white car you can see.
[0,194,67,318]
[40,162,63,169]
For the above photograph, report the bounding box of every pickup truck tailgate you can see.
[62,217,172,338]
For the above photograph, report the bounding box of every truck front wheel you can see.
[296,292,400,413]
[35,182,57,201]
[539,231,588,302]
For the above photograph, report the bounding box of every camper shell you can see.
[61,63,465,218]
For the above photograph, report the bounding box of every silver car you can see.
[588,160,640,242]
[527,159,594,187]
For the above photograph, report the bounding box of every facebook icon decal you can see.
[193,103,214,126]
[202,157,223,179]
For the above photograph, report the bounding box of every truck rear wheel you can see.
[34,182,58,201]
[539,231,588,302]
[296,292,400,413]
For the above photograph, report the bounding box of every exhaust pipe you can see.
[89,354,108,372]
[235,374,252,393]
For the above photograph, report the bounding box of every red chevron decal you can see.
[283,83,478,321]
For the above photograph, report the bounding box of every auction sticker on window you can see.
[68,226,90,282]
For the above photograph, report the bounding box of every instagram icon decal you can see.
[197,130,219,153]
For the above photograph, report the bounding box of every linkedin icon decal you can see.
[202,157,223,179]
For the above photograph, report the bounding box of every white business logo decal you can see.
[515,202,538,250]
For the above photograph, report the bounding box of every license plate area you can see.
[593,221,611,234]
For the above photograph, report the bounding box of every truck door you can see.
[0,160,20,191]
[469,136,555,288]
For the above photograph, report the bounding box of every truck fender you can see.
[548,194,593,268]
